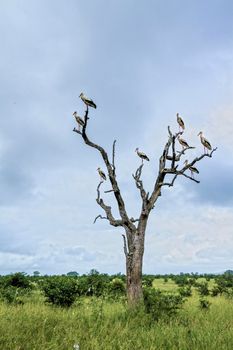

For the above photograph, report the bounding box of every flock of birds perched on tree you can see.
[72,93,213,182]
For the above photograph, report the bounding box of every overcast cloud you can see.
[0,0,233,275]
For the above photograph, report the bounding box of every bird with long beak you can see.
[177,135,190,149]
[79,92,97,109]
[176,113,185,132]
[184,159,199,179]
[135,148,150,163]
[97,167,106,181]
[72,111,85,130]
[198,131,212,154]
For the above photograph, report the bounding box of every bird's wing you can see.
[204,138,212,149]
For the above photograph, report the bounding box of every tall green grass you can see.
[0,279,233,350]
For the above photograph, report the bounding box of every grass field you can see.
[0,278,233,350]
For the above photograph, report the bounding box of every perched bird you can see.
[176,113,185,132]
[184,159,199,179]
[79,92,97,109]
[97,167,107,181]
[135,148,150,162]
[177,135,190,149]
[72,111,85,130]
[198,131,212,154]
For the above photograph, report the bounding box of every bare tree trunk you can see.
[126,237,144,305]
[124,218,148,305]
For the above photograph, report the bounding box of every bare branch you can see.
[189,147,217,164]
[112,139,116,172]
[104,189,114,193]
[73,127,82,136]
[93,214,108,224]
[167,125,172,137]
[181,172,200,183]
[95,181,124,227]
[148,127,174,210]
[73,107,136,231]
[161,172,199,187]
[161,147,218,187]
[130,217,140,223]
[122,234,128,256]
[171,135,176,169]
[175,147,218,175]
[132,163,149,215]
[148,127,217,211]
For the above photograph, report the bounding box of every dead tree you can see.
[73,105,217,305]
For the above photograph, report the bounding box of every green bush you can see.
[0,273,32,304]
[188,278,197,286]
[143,288,185,321]
[5,272,30,289]
[196,282,209,296]
[0,286,30,304]
[142,276,154,288]
[199,298,211,310]
[211,285,223,297]
[108,278,126,297]
[173,276,189,286]
[224,288,233,299]
[215,274,233,292]
[41,276,78,307]
[77,270,109,297]
[179,285,192,297]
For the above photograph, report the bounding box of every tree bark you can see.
[124,217,148,305]
[126,236,144,305]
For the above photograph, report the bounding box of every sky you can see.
[0,0,233,275]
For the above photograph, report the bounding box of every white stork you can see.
[198,131,212,154]
[184,159,199,179]
[97,167,106,181]
[177,135,190,149]
[79,92,97,109]
[176,113,185,132]
[135,148,150,163]
[72,111,85,130]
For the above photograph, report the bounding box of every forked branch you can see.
[94,181,124,227]
[148,127,217,211]
[74,110,135,231]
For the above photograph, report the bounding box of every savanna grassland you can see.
[0,273,233,350]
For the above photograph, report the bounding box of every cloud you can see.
[0,0,233,275]
[143,198,233,273]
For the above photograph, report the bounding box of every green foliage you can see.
[108,278,126,297]
[41,276,78,307]
[143,288,185,321]
[196,281,209,296]
[199,298,211,310]
[178,285,192,297]
[0,286,31,304]
[0,274,233,349]
[224,270,233,276]
[224,288,233,299]
[173,275,189,286]
[188,278,196,286]
[5,272,30,289]
[215,274,233,292]
[33,271,40,277]
[0,273,32,304]
[67,271,79,277]
[211,285,222,297]
[142,276,154,287]
[77,270,109,296]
